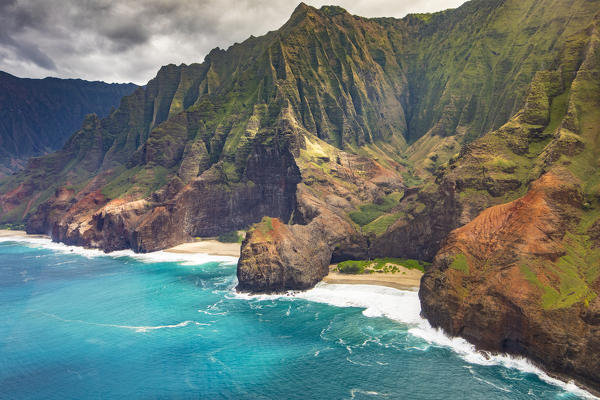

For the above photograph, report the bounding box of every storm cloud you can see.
[0,0,465,84]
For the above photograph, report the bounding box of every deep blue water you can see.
[0,238,593,399]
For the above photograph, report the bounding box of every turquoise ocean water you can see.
[0,237,595,399]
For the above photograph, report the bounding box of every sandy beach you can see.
[0,229,27,237]
[323,265,422,291]
[165,240,241,257]
[0,229,47,238]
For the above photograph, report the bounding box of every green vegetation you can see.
[217,230,244,243]
[0,223,25,230]
[450,253,469,274]
[486,156,517,173]
[319,5,346,16]
[337,258,429,274]
[337,260,367,274]
[362,212,405,236]
[101,166,141,199]
[349,208,385,227]
[411,13,432,23]
[543,90,570,134]
[254,216,275,238]
[349,192,403,227]
[520,232,599,310]
[401,172,423,188]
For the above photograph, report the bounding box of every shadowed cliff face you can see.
[24,126,303,252]
[0,72,137,177]
[237,144,404,292]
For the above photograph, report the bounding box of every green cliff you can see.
[2,0,596,230]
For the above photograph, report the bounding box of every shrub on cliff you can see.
[217,231,244,243]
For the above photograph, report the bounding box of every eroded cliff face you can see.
[0,0,599,392]
[24,127,302,252]
[420,171,600,391]
[3,0,596,246]
[0,2,599,390]
[237,141,404,292]
[420,19,600,392]
[236,12,600,393]
[236,53,586,292]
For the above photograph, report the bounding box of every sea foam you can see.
[0,235,238,265]
[235,282,598,399]
[37,311,208,333]
[4,233,595,397]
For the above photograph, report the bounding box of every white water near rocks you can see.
[234,282,598,399]
[2,235,596,398]
[0,234,238,265]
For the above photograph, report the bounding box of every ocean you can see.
[0,236,595,399]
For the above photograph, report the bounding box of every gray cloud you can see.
[0,0,57,70]
[0,0,465,84]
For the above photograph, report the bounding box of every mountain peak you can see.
[288,3,349,24]
[290,2,315,18]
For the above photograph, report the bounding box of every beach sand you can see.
[0,229,46,238]
[165,240,241,257]
[323,265,422,291]
[0,229,27,237]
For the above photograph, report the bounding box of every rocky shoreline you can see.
[2,229,598,396]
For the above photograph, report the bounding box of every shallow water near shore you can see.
[0,237,595,399]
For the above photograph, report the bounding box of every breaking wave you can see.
[0,235,237,265]
[234,282,598,399]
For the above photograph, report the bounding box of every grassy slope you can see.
[440,17,600,310]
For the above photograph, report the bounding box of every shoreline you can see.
[0,230,241,258]
[322,265,422,291]
[1,229,597,397]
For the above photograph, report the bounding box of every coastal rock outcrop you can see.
[420,20,600,393]
[236,216,334,292]
[237,143,403,292]
[420,171,600,391]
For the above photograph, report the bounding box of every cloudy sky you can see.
[0,0,466,84]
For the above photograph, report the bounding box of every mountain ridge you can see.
[0,71,137,177]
